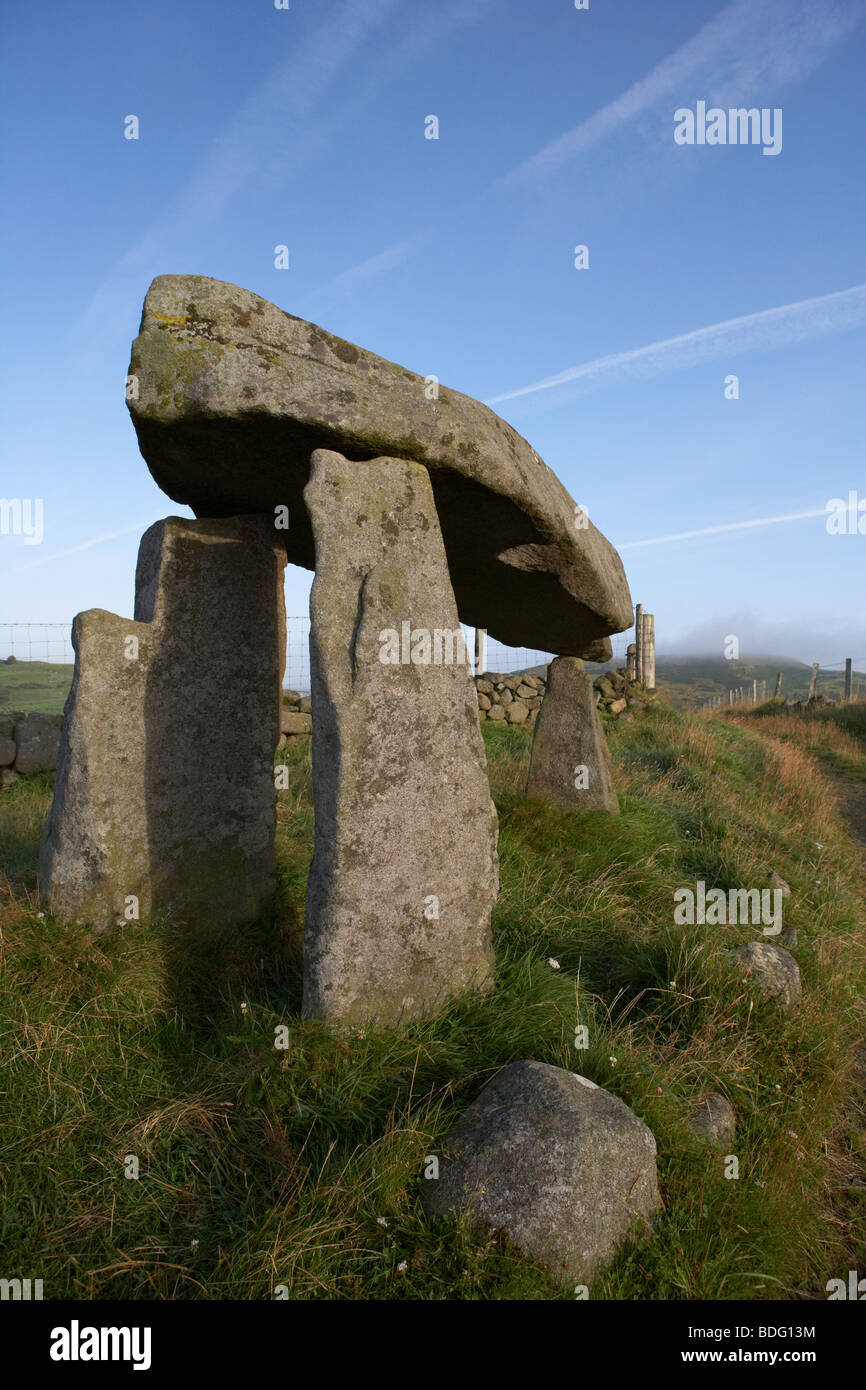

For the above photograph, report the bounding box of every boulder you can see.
[281,710,312,735]
[422,1060,660,1286]
[282,687,301,705]
[302,450,499,1027]
[687,1093,736,1148]
[506,701,528,724]
[0,736,16,767]
[487,704,506,721]
[13,714,61,774]
[39,516,287,929]
[765,871,791,897]
[729,941,801,1012]
[127,275,633,656]
[525,657,619,813]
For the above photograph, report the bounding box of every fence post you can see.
[844,658,852,703]
[774,670,783,699]
[626,643,637,680]
[809,663,819,700]
[634,604,643,685]
[752,678,757,704]
[474,628,487,676]
[643,614,655,690]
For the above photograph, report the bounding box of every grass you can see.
[1,703,865,1300]
[0,660,73,715]
[721,698,866,781]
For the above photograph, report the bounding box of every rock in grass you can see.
[729,941,801,1012]
[422,1060,660,1286]
[765,871,791,897]
[687,1093,736,1148]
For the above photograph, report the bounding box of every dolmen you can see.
[39,275,633,1027]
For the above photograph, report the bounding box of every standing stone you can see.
[525,657,619,813]
[422,1060,660,1286]
[302,450,499,1028]
[39,516,286,929]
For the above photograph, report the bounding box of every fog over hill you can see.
[516,653,866,710]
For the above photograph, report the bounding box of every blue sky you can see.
[1,0,864,667]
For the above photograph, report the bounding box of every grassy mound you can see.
[1,703,864,1300]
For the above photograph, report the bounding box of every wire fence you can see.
[278,621,633,693]
[0,623,74,664]
[0,620,634,696]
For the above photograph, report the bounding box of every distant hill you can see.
[516,654,865,711]
[0,660,73,715]
[2,654,863,719]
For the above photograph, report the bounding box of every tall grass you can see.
[1,705,864,1299]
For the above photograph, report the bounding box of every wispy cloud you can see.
[83,0,497,331]
[82,0,408,329]
[501,0,866,189]
[617,506,828,551]
[10,521,154,573]
[310,0,866,303]
[486,283,866,407]
[311,233,427,302]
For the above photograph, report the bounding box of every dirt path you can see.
[823,767,866,853]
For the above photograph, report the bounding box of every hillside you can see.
[0,659,73,714]
[582,654,865,711]
[1,700,865,1299]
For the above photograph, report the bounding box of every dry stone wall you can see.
[0,712,63,786]
[475,662,658,725]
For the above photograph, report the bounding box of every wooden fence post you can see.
[774,670,783,699]
[809,663,819,700]
[634,604,643,685]
[474,628,486,675]
[844,658,852,703]
[643,614,655,690]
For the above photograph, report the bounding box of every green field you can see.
[3,654,863,719]
[0,660,73,715]
[1,700,865,1299]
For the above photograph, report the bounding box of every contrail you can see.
[11,521,154,572]
[617,507,828,551]
[501,0,866,189]
[486,283,866,406]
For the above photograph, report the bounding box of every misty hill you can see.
[515,654,865,711]
[590,654,865,710]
